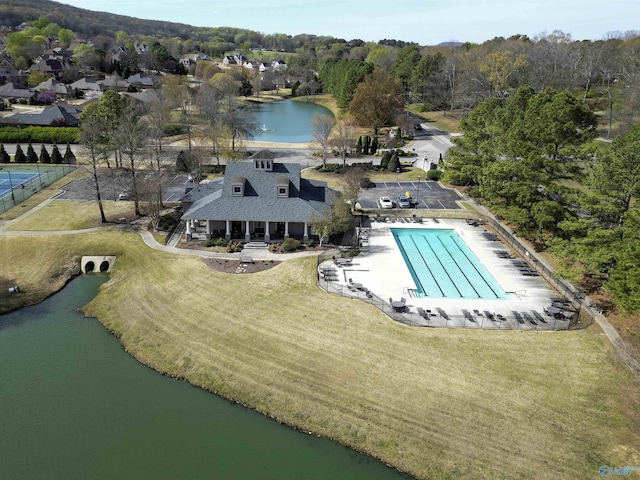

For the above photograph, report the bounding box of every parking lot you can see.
[56,170,199,203]
[358,180,462,210]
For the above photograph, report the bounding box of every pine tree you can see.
[371,136,378,154]
[380,151,392,168]
[27,142,38,163]
[14,144,26,163]
[40,145,51,164]
[362,135,370,155]
[51,144,63,164]
[0,144,10,163]
[355,136,362,154]
[64,143,76,164]
[388,152,400,172]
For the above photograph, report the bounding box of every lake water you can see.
[250,99,333,143]
[0,275,410,480]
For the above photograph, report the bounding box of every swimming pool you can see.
[392,228,509,299]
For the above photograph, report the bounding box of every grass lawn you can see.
[407,106,460,134]
[1,231,637,479]
[0,167,88,222]
[6,200,134,231]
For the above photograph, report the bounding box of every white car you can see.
[379,196,393,209]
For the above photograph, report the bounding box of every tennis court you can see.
[0,165,75,214]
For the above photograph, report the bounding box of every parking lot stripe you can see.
[438,200,446,209]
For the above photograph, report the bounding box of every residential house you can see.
[0,82,34,101]
[34,78,73,98]
[222,53,248,67]
[126,72,155,89]
[0,104,80,126]
[29,57,64,78]
[181,154,336,242]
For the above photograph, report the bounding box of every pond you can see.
[249,99,333,143]
[0,275,411,480]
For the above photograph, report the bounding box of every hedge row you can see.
[0,126,79,144]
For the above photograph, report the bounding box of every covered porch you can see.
[185,219,310,242]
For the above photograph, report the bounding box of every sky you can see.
[58,0,639,45]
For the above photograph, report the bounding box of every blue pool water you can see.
[392,228,508,299]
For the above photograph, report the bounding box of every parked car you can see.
[397,195,412,208]
[414,123,423,130]
[116,192,130,201]
[379,196,393,209]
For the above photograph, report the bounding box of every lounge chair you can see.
[522,312,536,324]
[483,311,495,320]
[496,314,507,322]
[512,311,525,324]
[473,309,483,316]
[437,307,449,320]
[462,309,475,322]
[532,311,547,323]
[417,307,429,319]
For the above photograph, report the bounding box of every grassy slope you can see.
[2,232,631,479]
[6,200,133,231]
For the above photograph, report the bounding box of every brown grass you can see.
[2,231,639,479]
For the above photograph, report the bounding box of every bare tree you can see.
[146,88,171,171]
[310,113,335,168]
[330,115,356,167]
[342,167,366,207]
[79,103,110,223]
[138,169,166,230]
[114,99,148,216]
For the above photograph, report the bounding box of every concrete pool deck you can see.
[321,218,571,330]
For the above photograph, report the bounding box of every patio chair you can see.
[532,311,547,323]
[483,311,495,320]
[496,314,507,321]
[473,309,483,316]
[436,307,449,320]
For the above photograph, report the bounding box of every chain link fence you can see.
[0,165,76,214]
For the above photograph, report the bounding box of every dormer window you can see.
[277,177,289,197]
[231,176,246,196]
[254,159,273,171]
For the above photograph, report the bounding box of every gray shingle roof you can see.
[182,161,335,223]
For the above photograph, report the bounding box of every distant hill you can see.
[436,41,464,48]
[0,0,208,40]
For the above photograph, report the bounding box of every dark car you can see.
[414,123,422,130]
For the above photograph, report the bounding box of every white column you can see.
[265,221,270,242]
[284,221,289,239]
[245,220,251,242]
[186,219,192,240]
[225,220,231,240]
[206,220,212,240]
[303,222,308,241]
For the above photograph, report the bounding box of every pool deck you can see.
[323,218,570,329]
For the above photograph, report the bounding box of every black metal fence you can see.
[317,217,585,331]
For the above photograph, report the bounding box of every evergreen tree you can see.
[388,152,400,172]
[380,151,392,168]
[14,144,26,163]
[26,142,38,163]
[362,135,370,155]
[51,144,63,164]
[0,144,10,163]
[64,143,76,164]
[355,136,362,154]
[39,145,51,164]
[371,136,378,154]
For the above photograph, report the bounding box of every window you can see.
[278,186,288,197]
[232,185,243,196]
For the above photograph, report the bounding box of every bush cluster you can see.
[162,124,186,136]
[226,241,243,253]
[0,126,79,144]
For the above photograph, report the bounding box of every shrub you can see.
[388,153,400,172]
[163,124,186,136]
[63,143,76,164]
[39,145,51,164]
[370,136,378,154]
[0,144,10,163]
[305,238,315,248]
[14,144,26,163]
[0,126,79,144]
[426,169,442,180]
[51,144,63,164]
[380,151,392,168]
[26,142,38,163]
[282,238,301,252]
